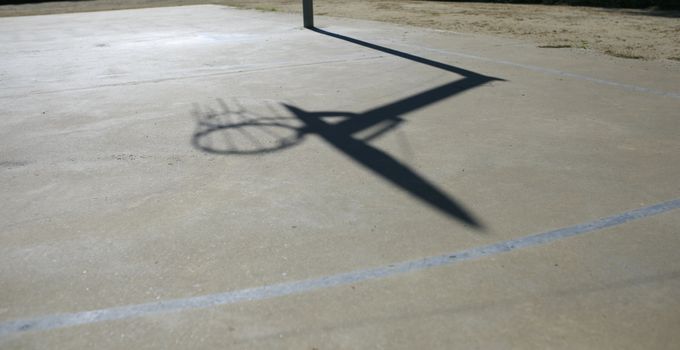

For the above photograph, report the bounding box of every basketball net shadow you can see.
[192,29,505,229]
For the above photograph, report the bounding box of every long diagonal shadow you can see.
[192,29,504,229]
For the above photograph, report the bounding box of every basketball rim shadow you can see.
[192,28,505,229]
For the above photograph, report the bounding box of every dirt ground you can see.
[0,0,679,60]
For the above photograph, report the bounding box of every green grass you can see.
[605,49,644,59]
[538,44,573,48]
[254,6,278,12]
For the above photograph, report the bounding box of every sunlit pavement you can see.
[1,5,679,348]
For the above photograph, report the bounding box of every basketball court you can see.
[1,4,679,348]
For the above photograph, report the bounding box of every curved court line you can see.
[0,55,385,100]
[391,42,680,99]
[1,198,678,337]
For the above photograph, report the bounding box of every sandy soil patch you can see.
[1,0,678,60]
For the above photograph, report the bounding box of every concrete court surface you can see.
[1,4,679,348]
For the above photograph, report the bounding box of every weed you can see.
[605,49,644,59]
[538,44,572,48]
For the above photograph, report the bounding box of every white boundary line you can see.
[1,198,678,337]
[389,42,680,98]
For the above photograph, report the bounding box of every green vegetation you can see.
[429,0,680,9]
[605,49,645,59]
[255,6,278,12]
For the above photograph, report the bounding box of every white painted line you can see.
[0,55,386,99]
[1,198,678,337]
[391,42,680,98]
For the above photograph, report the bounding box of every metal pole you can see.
[303,0,314,28]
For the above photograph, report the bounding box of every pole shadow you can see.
[192,28,505,229]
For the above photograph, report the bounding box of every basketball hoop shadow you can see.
[192,29,505,229]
